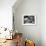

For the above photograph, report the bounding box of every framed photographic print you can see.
[22,14,36,25]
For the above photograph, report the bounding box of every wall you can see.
[13,0,41,46]
[0,0,16,30]
[41,0,46,46]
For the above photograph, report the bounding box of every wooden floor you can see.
[0,39,16,46]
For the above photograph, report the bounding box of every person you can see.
[15,33,23,46]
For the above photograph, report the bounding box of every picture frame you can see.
[22,14,36,25]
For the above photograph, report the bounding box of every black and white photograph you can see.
[22,15,36,25]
